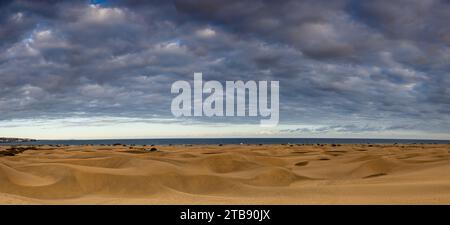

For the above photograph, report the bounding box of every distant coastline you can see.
[1,138,450,146]
[0,137,37,143]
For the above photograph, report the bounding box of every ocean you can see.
[2,138,450,146]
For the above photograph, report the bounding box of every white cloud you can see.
[83,5,127,24]
[196,28,216,38]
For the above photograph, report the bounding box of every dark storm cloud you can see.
[0,0,450,135]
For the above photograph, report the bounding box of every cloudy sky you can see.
[1,0,450,139]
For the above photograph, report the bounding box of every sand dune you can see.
[1,144,450,204]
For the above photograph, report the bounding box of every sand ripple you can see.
[1,144,450,204]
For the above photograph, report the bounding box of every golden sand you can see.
[1,144,450,204]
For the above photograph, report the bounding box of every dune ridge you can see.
[1,144,450,204]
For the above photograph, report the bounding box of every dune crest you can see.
[1,144,450,204]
